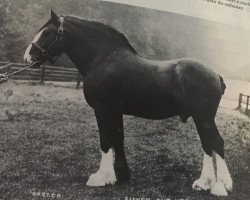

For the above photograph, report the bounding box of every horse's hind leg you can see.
[192,118,216,191]
[192,118,232,196]
[210,123,233,196]
[86,109,130,186]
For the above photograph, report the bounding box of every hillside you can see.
[230,64,250,81]
[0,0,249,77]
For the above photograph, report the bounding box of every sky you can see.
[102,0,250,30]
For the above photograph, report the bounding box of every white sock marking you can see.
[216,153,232,190]
[24,29,44,63]
[211,181,228,196]
[192,152,216,191]
[211,153,233,196]
[86,148,117,186]
[202,153,215,179]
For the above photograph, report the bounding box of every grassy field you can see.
[0,81,249,200]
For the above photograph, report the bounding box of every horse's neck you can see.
[63,20,137,77]
[64,30,97,75]
[66,46,136,78]
[65,45,90,74]
[65,43,112,77]
[64,33,133,77]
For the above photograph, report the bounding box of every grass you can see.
[0,81,249,200]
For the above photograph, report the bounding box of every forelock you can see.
[38,19,57,32]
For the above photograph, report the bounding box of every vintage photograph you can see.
[0,0,249,199]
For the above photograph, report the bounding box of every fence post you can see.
[246,96,249,112]
[237,93,242,109]
[76,72,81,89]
[7,64,11,74]
[40,65,45,84]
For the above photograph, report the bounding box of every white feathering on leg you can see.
[86,149,117,186]
[192,152,216,191]
[211,153,232,196]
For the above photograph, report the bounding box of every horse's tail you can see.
[219,74,226,95]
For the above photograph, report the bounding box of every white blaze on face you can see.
[24,29,44,63]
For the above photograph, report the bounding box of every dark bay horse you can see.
[24,10,232,196]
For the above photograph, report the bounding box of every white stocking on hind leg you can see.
[211,153,233,196]
[193,152,232,196]
[192,152,216,191]
[210,126,233,196]
[192,119,232,196]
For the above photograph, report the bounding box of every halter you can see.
[31,16,64,64]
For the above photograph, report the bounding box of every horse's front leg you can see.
[86,109,130,186]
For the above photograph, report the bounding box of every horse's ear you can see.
[50,9,58,22]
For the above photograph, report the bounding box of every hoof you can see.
[86,170,116,187]
[225,180,233,192]
[192,177,215,191]
[115,165,131,184]
[221,174,233,192]
[211,181,228,196]
[86,172,106,186]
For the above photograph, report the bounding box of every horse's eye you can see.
[43,30,50,36]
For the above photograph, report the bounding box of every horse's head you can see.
[24,9,65,64]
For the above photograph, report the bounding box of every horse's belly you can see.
[121,96,181,119]
[124,110,177,120]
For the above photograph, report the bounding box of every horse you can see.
[24,10,232,196]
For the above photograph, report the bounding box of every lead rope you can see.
[0,61,41,84]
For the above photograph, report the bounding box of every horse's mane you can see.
[65,15,137,54]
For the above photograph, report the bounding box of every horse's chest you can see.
[83,77,119,109]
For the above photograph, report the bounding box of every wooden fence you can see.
[237,93,250,113]
[0,61,82,88]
